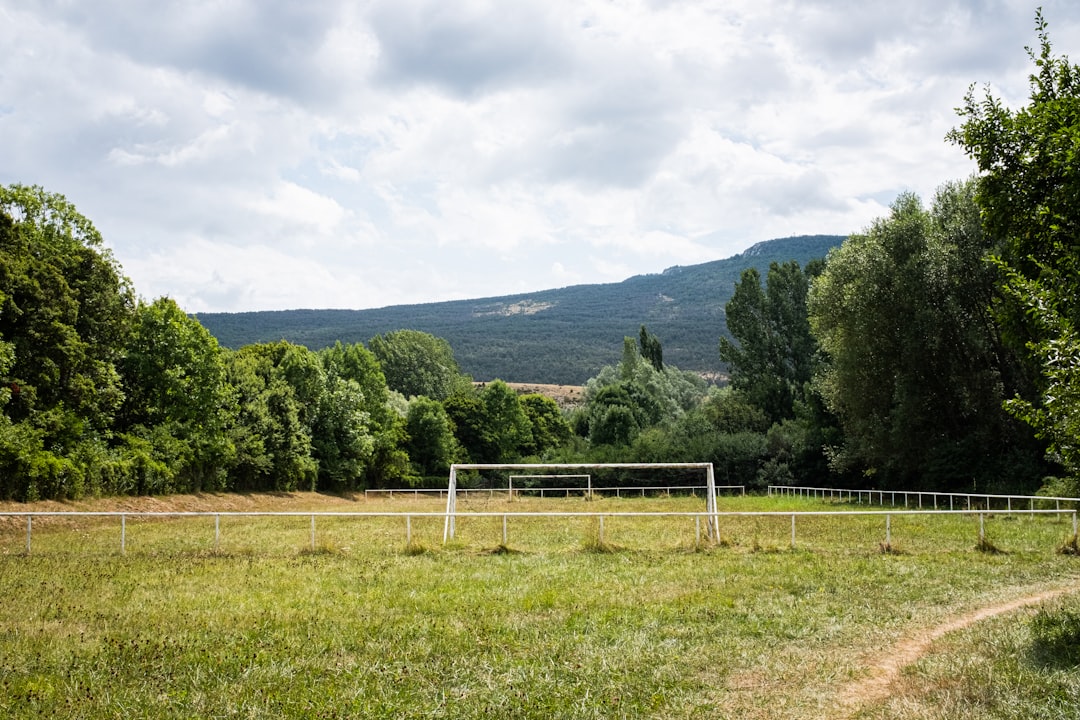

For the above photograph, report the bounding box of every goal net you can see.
[443,462,719,542]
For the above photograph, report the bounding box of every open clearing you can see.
[0,491,1077,719]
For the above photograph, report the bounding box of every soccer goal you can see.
[443,462,719,542]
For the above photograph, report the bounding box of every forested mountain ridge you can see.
[195,234,844,385]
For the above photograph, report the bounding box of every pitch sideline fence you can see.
[769,485,1080,512]
[2,507,1076,555]
[365,485,745,499]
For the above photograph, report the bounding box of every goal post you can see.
[443,462,719,542]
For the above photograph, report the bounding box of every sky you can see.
[3,1,1080,313]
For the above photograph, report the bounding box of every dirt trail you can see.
[834,582,1080,717]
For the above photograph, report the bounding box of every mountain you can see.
[194,234,844,385]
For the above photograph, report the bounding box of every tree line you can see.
[2,15,1079,500]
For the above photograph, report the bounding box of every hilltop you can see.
[195,234,844,384]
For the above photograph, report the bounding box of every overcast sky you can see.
[3,1,1079,313]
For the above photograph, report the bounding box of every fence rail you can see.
[3,507,1076,555]
[365,485,746,499]
[768,485,1080,512]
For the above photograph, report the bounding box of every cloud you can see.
[4,0,1080,312]
[369,0,570,97]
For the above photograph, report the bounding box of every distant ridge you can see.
[195,234,844,385]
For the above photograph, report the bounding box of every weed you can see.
[1030,607,1080,668]
[402,542,431,556]
[878,541,904,555]
[975,536,1005,554]
[1058,533,1080,555]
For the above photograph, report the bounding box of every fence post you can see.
[121,514,127,554]
[1073,511,1078,538]
[886,513,892,546]
[406,515,412,545]
[599,515,605,544]
[979,513,986,543]
[310,514,316,551]
[215,514,220,551]
[695,516,701,548]
[791,514,796,549]
[502,514,508,546]
[25,516,31,555]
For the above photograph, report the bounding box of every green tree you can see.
[405,396,460,477]
[719,260,820,423]
[808,182,1042,490]
[320,341,405,488]
[519,394,572,456]
[0,184,135,499]
[117,297,235,492]
[368,330,470,400]
[638,325,663,372]
[949,12,1080,486]
[225,342,318,491]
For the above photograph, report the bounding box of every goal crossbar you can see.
[444,463,718,542]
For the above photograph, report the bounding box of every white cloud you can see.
[3,0,1080,311]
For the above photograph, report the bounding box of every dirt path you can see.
[834,582,1080,717]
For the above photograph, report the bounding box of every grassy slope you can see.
[0,492,1077,719]
[193,235,844,384]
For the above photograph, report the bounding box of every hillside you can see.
[195,234,844,384]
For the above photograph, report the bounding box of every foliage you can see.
[950,13,1080,484]
[118,297,235,492]
[638,324,663,371]
[808,182,1045,491]
[224,342,319,491]
[443,381,535,464]
[405,396,461,477]
[319,341,405,488]
[0,184,135,499]
[368,329,472,400]
[518,393,572,456]
[720,260,821,423]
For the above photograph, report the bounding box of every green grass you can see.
[0,493,1077,718]
[857,596,1080,719]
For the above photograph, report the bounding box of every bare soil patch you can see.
[487,382,586,408]
[834,582,1080,717]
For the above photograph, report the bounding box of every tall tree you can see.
[0,185,135,499]
[638,325,663,372]
[118,297,236,492]
[720,260,820,423]
[368,330,470,400]
[949,12,1080,485]
[225,342,319,492]
[808,182,1043,490]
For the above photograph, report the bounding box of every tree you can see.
[808,182,1043,490]
[405,396,460,477]
[519,393,572,456]
[0,184,135,499]
[225,342,319,491]
[638,325,663,371]
[949,12,1080,486]
[368,330,470,401]
[320,341,405,487]
[117,297,235,492]
[719,260,820,423]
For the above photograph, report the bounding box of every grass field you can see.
[0,492,1077,719]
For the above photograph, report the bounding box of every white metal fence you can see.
[2,507,1076,555]
[768,485,1080,512]
[365,485,746,499]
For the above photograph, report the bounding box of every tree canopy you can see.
[949,12,1080,485]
